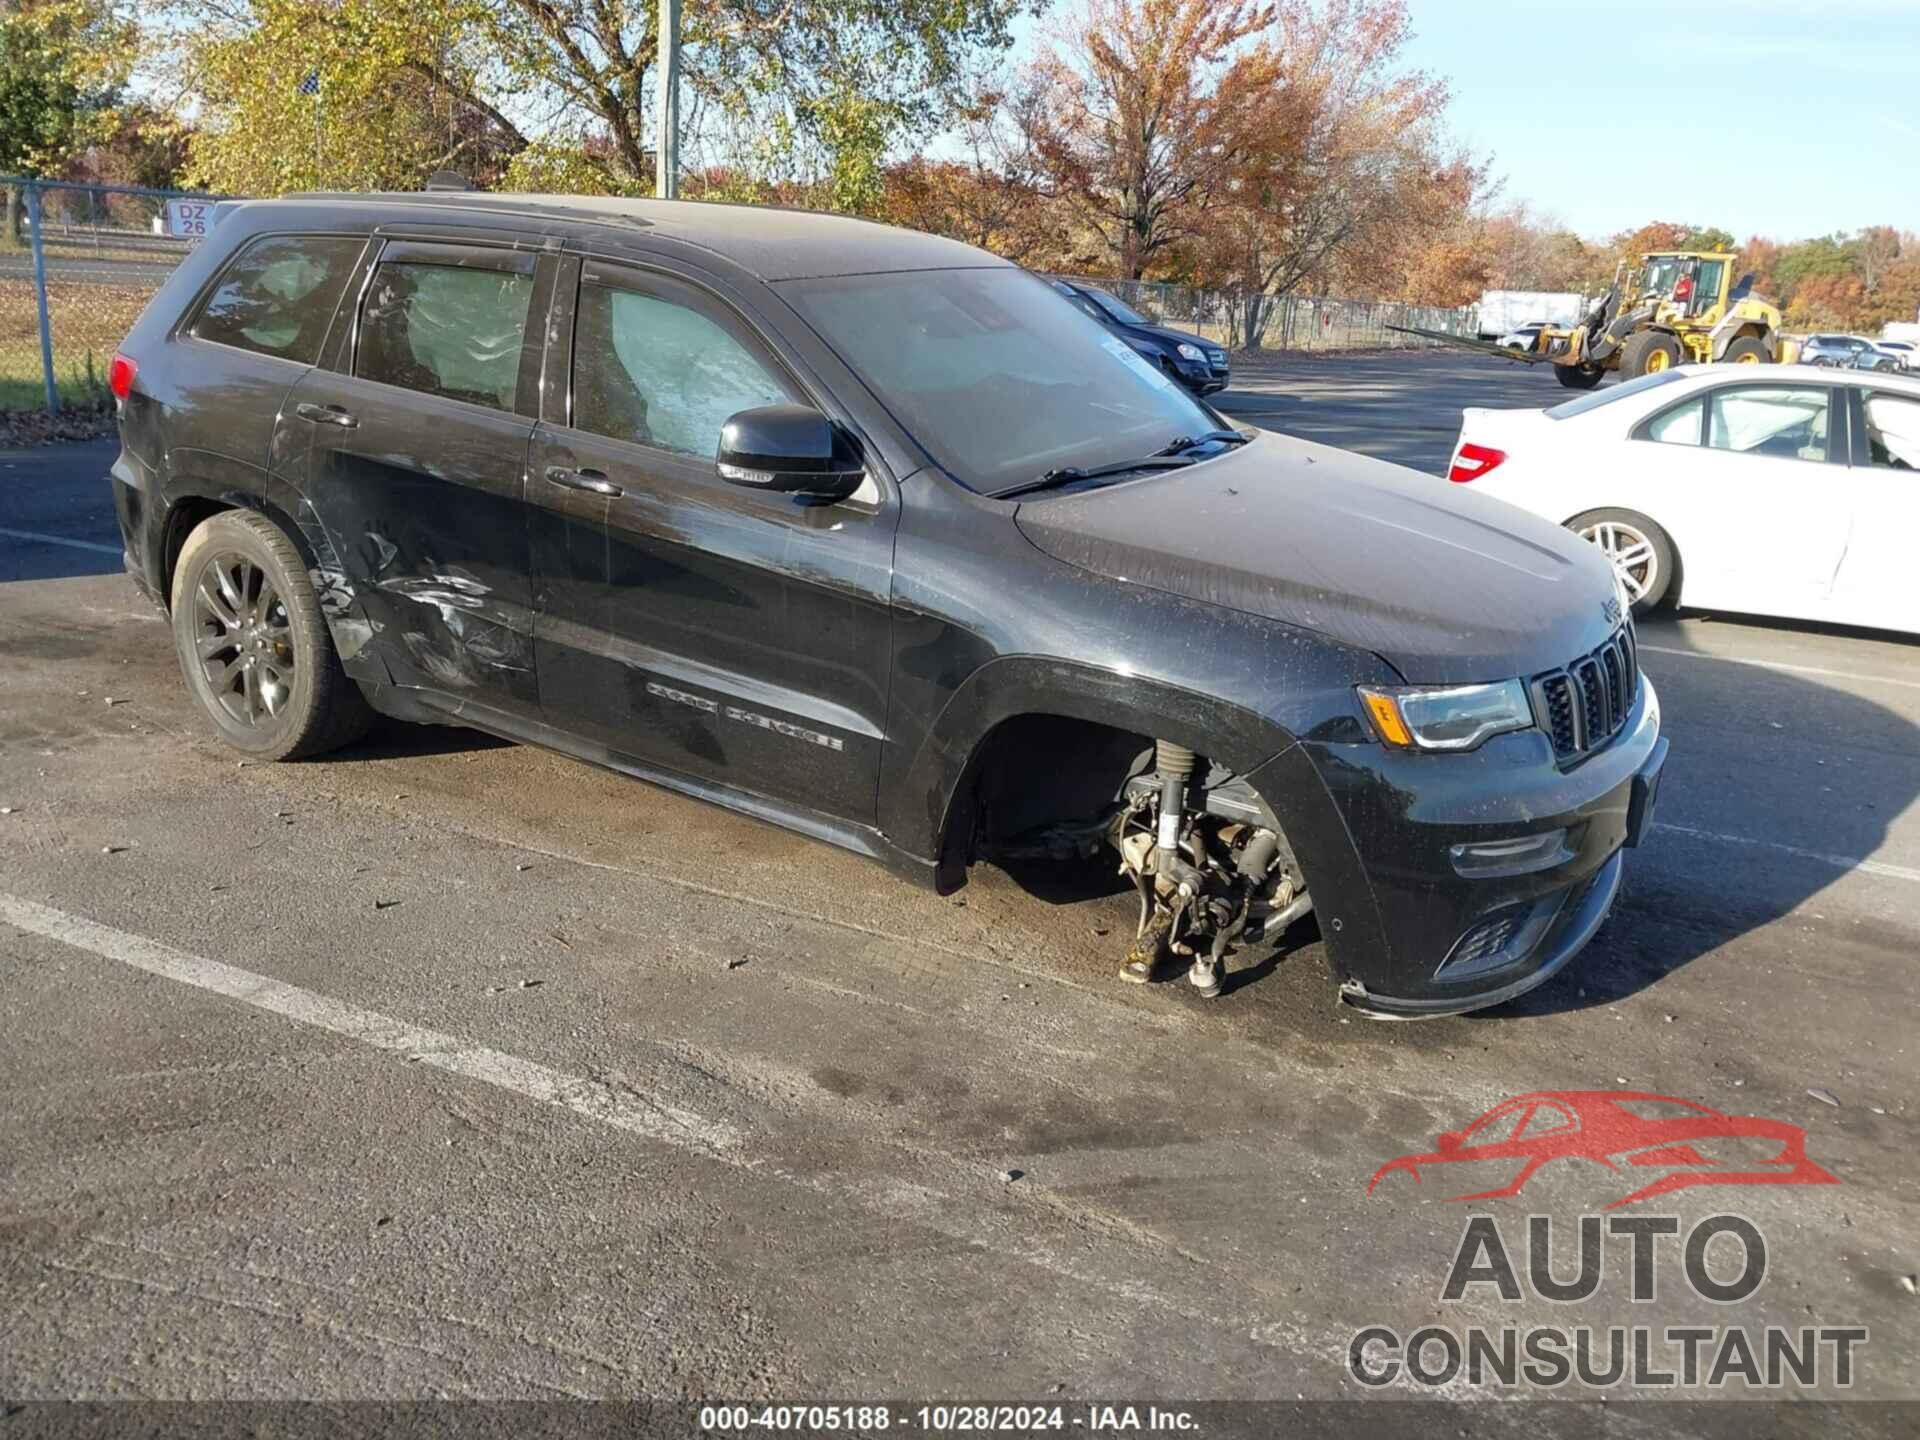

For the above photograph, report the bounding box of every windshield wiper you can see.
[1155,429,1250,456]
[997,454,1196,500]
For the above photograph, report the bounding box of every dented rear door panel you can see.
[274,237,552,715]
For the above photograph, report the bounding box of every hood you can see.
[1133,323,1221,353]
[1013,430,1621,685]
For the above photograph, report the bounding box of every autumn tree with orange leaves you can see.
[1018,0,1271,279]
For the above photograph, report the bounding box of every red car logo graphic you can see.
[1367,1090,1838,1209]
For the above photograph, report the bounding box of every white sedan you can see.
[1446,363,1920,633]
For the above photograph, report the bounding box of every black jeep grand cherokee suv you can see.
[108,192,1665,1015]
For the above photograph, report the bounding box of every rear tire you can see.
[1620,331,1684,379]
[170,509,372,760]
[1566,508,1675,614]
[1719,335,1769,366]
[1554,363,1605,390]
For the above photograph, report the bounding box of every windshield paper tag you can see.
[1101,336,1178,392]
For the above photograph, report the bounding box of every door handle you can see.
[544,464,623,498]
[294,401,358,429]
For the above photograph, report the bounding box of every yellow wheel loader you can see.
[1391,251,1796,389]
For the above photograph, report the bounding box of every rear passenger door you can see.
[278,238,551,716]
[161,230,369,506]
[527,257,896,825]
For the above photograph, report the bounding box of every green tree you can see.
[1680,225,1735,253]
[172,0,1036,208]
[181,0,526,195]
[0,0,136,237]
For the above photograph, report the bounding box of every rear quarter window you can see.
[186,234,365,364]
[1545,366,1693,419]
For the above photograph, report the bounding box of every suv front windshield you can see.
[781,268,1216,495]
[1087,287,1150,326]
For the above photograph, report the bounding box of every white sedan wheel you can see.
[1578,519,1658,602]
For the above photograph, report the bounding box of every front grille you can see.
[1531,625,1638,762]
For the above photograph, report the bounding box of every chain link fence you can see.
[1054,274,1474,353]
[4,177,221,418]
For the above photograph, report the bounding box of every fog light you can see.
[1450,828,1572,879]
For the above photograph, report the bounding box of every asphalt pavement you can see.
[1,353,1915,1429]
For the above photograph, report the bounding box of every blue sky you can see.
[1394,0,1920,241]
[997,0,1920,244]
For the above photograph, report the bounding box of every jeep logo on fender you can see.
[1366,1090,1838,1209]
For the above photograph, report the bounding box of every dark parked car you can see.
[1801,333,1900,371]
[108,191,1664,1015]
[1049,278,1231,395]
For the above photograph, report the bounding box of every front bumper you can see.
[1169,354,1230,394]
[1248,678,1664,1017]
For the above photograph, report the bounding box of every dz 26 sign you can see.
[165,200,214,239]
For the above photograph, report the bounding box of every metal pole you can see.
[26,182,57,417]
[656,0,681,198]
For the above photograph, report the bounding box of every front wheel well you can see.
[939,714,1156,876]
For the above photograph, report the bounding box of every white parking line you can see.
[0,894,740,1155]
[1651,823,1920,884]
[0,526,122,557]
[0,893,1253,1335]
[1639,644,1920,693]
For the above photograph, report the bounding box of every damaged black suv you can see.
[109,192,1666,1015]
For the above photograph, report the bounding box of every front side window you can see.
[572,281,794,457]
[1864,393,1920,470]
[188,234,364,363]
[1707,386,1831,461]
[356,261,535,412]
[780,267,1216,494]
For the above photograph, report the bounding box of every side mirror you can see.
[716,404,865,502]
[1435,1131,1464,1155]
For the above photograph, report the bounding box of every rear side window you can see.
[187,234,364,364]
[1545,366,1691,418]
[1707,386,1831,461]
[356,261,535,412]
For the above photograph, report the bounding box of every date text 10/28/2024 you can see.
[698,1405,1200,1432]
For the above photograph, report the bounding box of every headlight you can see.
[1357,680,1534,752]
[1176,342,1205,361]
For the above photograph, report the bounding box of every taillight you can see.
[108,352,137,403]
[1448,442,1506,483]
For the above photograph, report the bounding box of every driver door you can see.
[527,257,898,825]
